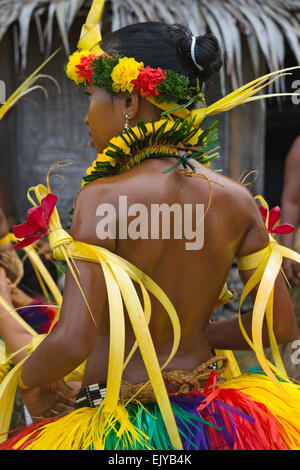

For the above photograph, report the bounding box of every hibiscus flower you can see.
[13,193,57,249]
[259,205,294,235]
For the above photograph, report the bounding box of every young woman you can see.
[1,17,300,450]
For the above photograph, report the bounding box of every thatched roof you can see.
[1,0,300,91]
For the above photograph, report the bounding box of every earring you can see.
[123,113,130,134]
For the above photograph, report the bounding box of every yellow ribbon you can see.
[77,0,106,55]
[237,196,300,397]
[0,233,14,247]
[0,334,45,443]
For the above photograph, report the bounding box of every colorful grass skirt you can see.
[1,371,300,450]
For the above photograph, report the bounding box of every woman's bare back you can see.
[78,158,259,386]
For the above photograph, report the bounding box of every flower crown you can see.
[65,50,205,111]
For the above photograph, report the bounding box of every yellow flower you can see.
[66,50,90,85]
[111,57,144,93]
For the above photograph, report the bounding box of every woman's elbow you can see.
[53,330,95,364]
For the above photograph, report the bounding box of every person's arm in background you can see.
[281,136,300,285]
[0,267,79,419]
[0,176,13,230]
[0,205,12,253]
[0,267,32,363]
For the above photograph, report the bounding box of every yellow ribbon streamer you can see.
[97,254,125,412]
[0,358,26,443]
[0,334,45,443]
[23,245,62,307]
[237,196,300,397]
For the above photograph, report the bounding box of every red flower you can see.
[13,193,57,249]
[259,205,295,235]
[132,66,166,97]
[76,54,99,84]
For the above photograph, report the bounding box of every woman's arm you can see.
[0,205,12,252]
[0,267,33,363]
[21,184,116,388]
[21,259,108,387]
[207,271,297,350]
[0,206,9,239]
[0,266,79,419]
[206,191,298,350]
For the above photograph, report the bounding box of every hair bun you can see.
[175,27,222,82]
[192,34,222,79]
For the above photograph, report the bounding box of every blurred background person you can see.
[281,136,300,286]
[280,136,300,380]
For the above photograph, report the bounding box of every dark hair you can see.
[101,22,222,89]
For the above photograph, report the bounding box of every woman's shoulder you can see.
[198,165,259,208]
[69,181,116,251]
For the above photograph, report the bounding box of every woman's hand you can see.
[0,267,33,309]
[10,286,33,309]
[34,239,53,260]
[19,380,81,422]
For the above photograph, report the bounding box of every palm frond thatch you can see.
[1,0,300,91]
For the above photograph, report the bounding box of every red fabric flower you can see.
[259,205,295,235]
[76,54,99,84]
[132,66,166,97]
[13,193,57,249]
